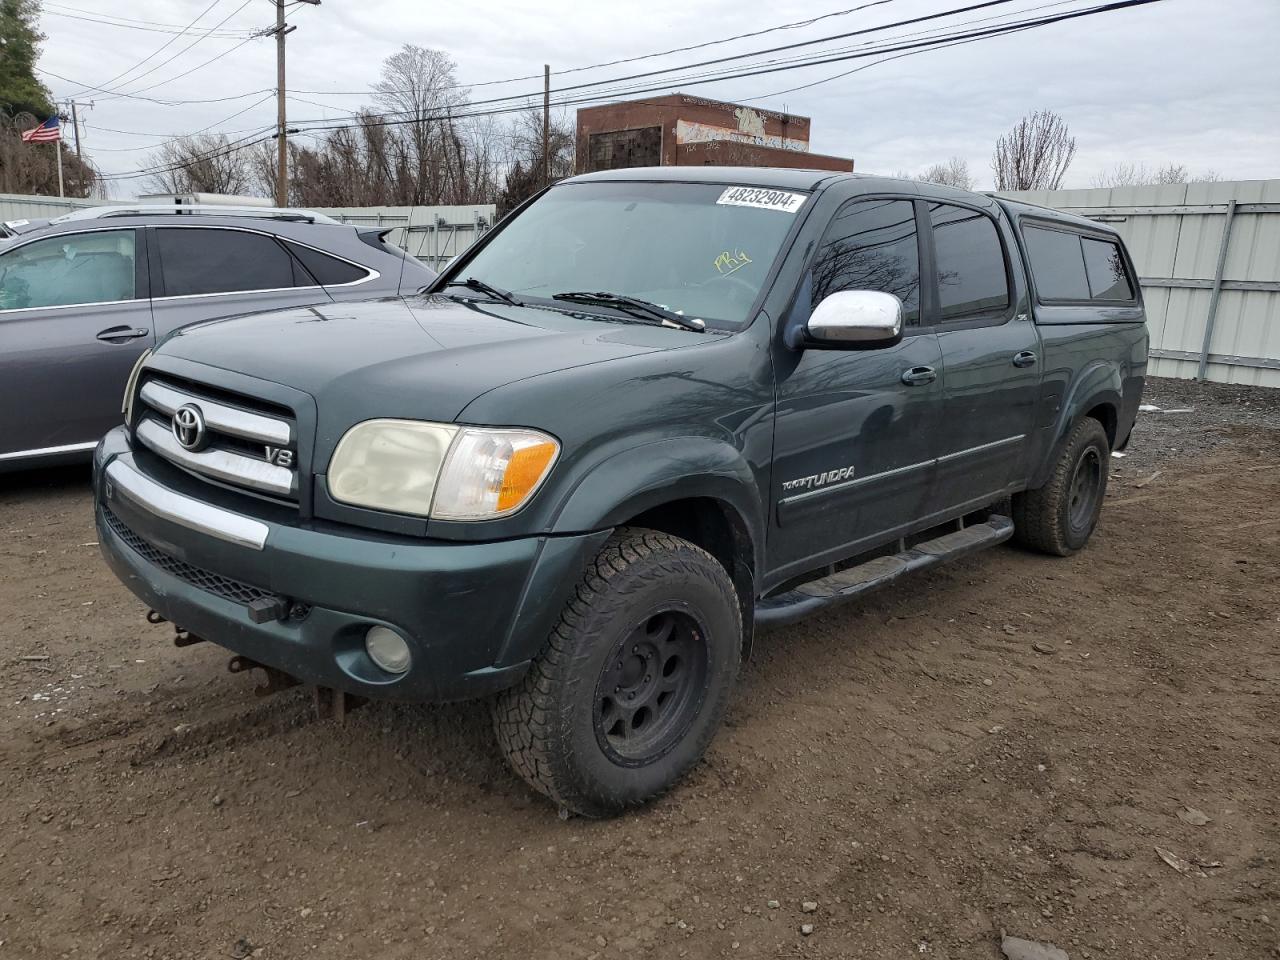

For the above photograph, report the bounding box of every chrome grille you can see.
[135,377,298,502]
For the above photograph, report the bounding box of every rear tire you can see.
[1013,417,1110,556]
[492,527,741,818]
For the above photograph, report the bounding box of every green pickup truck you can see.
[94,167,1147,816]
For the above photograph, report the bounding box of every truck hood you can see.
[157,294,700,428]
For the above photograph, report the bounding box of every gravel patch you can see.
[1115,375,1280,477]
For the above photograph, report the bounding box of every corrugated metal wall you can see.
[1000,180,1280,388]
[0,192,106,221]
[313,205,496,268]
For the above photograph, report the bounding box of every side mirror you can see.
[805,290,904,349]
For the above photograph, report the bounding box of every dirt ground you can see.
[2,377,1277,960]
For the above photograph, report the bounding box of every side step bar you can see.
[755,515,1015,627]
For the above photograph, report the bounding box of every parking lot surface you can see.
[2,378,1277,959]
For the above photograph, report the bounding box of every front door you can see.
[769,197,942,582]
[922,201,1042,513]
[0,228,154,458]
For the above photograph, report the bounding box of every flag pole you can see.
[55,135,65,198]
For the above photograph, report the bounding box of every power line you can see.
[281,0,1039,135]
[93,0,262,101]
[287,1,906,96]
[82,96,277,152]
[42,9,259,38]
[95,0,1165,183]
[749,0,1079,98]
[70,0,229,97]
[280,0,1026,134]
[100,32,265,101]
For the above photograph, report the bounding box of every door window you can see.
[0,230,137,310]
[156,228,298,296]
[811,199,920,323]
[284,241,369,286]
[1081,236,1134,300]
[929,204,1010,320]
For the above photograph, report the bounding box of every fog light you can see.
[365,625,411,674]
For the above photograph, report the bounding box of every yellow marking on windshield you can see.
[713,249,752,276]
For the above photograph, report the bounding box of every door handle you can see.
[96,325,150,344]
[1012,351,1038,368]
[900,365,937,386]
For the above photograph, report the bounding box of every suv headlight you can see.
[328,419,559,520]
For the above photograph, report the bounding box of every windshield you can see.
[456,181,808,327]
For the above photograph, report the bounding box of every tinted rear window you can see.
[1023,226,1090,300]
[286,241,368,286]
[929,203,1010,320]
[1081,236,1134,300]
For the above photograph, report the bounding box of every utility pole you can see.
[274,0,321,207]
[68,101,83,159]
[543,64,551,186]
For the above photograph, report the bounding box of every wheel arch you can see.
[549,436,766,657]
[1030,360,1122,489]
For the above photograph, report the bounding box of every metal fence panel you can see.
[313,204,497,268]
[999,179,1280,387]
[0,192,103,221]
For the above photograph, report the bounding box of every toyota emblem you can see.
[171,403,207,451]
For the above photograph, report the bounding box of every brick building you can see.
[575,93,853,174]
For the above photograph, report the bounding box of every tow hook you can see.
[227,654,301,698]
[148,609,206,647]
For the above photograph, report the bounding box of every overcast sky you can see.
[34,0,1280,196]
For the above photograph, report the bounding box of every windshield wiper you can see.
[440,277,521,306]
[552,291,705,332]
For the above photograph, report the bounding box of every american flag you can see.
[21,116,61,143]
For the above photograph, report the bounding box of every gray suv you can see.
[0,205,434,471]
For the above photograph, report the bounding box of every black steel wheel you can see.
[1013,416,1110,556]
[493,527,741,818]
[1067,446,1103,536]
[594,609,710,766]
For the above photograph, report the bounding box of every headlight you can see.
[328,420,458,516]
[327,420,559,520]
[121,348,152,422]
[433,427,560,520]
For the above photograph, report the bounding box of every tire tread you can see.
[493,527,740,816]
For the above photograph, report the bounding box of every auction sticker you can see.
[716,187,807,213]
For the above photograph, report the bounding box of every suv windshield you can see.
[456,181,809,327]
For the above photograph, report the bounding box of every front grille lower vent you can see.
[105,508,276,608]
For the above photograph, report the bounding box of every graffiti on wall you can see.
[675,106,808,153]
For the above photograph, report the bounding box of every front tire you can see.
[1013,417,1110,556]
[492,527,741,817]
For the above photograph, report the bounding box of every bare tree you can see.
[917,156,976,191]
[143,134,253,195]
[992,110,1076,191]
[496,109,574,214]
[1091,162,1225,187]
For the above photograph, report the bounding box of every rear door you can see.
[769,196,943,580]
[924,199,1042,513]
[0,227,154,458]
[148,226,334,338]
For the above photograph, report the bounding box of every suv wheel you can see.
[492,527,741,817]
[1012,417,1110,556]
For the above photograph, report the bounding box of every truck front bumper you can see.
[93,428,609,703]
